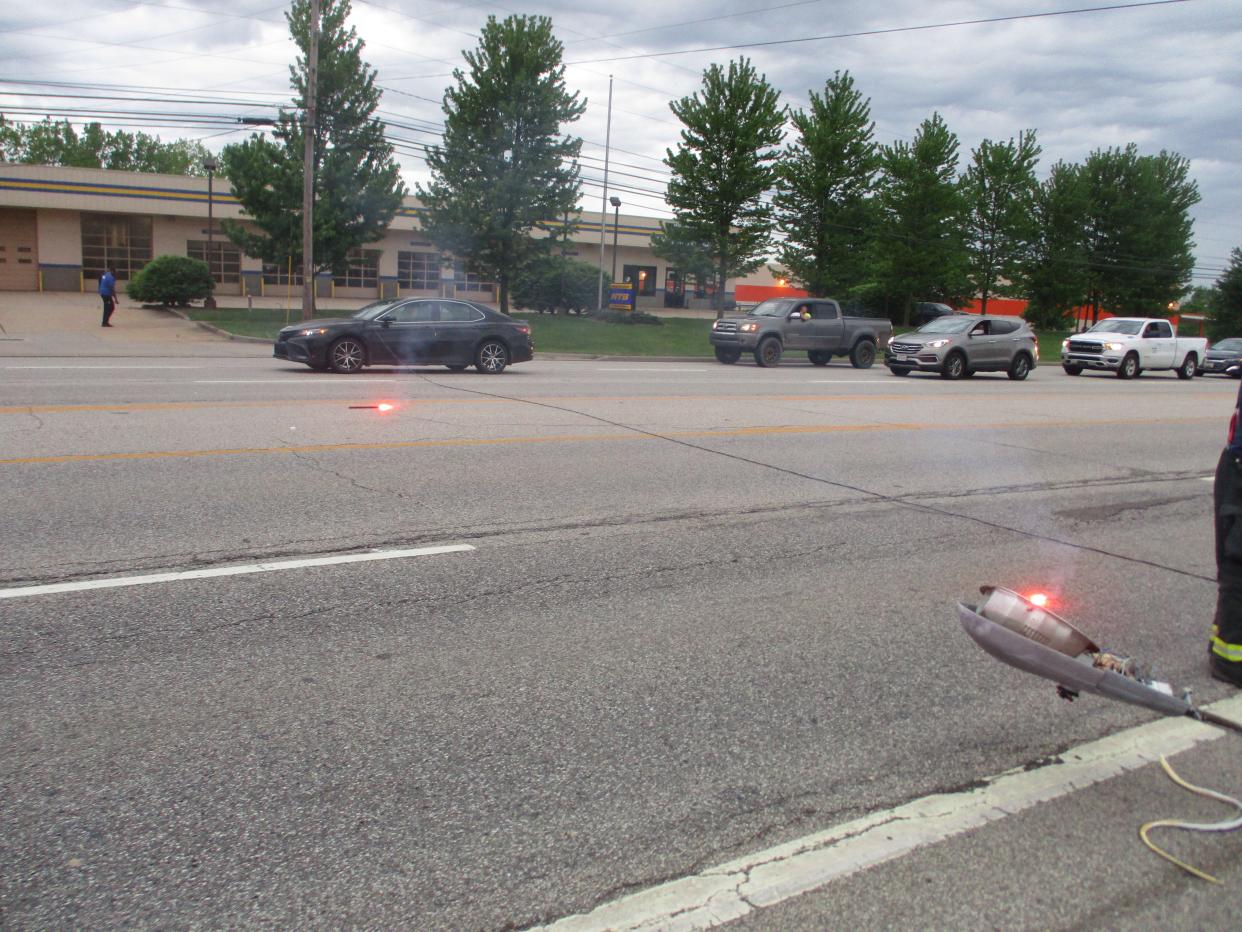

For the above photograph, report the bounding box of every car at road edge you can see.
[274,298,533,374]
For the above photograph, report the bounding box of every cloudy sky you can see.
[1,0,1239,286]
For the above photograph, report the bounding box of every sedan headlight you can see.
[924,339,950,349]
[1104,341,1125,352]
[300,327,328,337]
[739,321,761,333]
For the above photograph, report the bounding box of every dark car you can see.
[274,298,533,374]
[913,302,964,327]
[1201,338,1242,377]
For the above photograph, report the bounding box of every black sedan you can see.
[1200,338,1242,377]
[274,298,533,374]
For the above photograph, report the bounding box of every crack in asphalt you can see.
[0,465,1212,589]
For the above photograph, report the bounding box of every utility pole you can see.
[301,0,320,320]
[596,75,613,312]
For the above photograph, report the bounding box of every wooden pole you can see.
[301,0,319,320]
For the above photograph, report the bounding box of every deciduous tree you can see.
[0,116,211,174]
[1210,248,1242,340]
[220,0,404,299]
[773,71,879,300]
[652,58,785,316]
[961,130,1040,313]
[418,14,584,315]
[873,113,969,324]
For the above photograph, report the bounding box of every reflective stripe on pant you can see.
[1213,449,1242,668]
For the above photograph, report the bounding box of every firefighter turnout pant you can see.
[1212,449,1242,685]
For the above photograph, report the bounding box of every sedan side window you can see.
[440,302,486,323]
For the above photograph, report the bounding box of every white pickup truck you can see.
[1061,318,1208,380]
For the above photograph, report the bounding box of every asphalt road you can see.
[3,349,1241,928]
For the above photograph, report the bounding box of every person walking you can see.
[1212,378,1242,688]
[100,267,117,327]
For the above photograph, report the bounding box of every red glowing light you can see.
[377,403,395,413]
[1027,592,1049,608]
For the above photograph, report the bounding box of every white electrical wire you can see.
[1139,755,1242,884]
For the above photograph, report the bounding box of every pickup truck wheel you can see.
[754,337,782,368]
[714,347,741,364]
[1176,354,1198,380]
[1007,353,1032,381]
[808,350,831,366]
[1063,365,1083,376]
[849,340,876,369]
[1116,353,1140,379]
[940,351,966,380]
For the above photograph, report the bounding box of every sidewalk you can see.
[0,292,270,358]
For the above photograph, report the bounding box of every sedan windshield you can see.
[1213,338,1242,352]
[917,316,977,334]
[1085,319,1143,335]
[749,299,799,317]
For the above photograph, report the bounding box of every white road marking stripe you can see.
[538,694,1242,932]
[192,379,397,384]
[2,365,212,369]
[0,545,475,600]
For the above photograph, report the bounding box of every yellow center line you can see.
[0,415,1219,466]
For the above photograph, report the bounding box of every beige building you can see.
[0,163,780,308]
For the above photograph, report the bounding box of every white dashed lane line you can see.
[0,545,475,600]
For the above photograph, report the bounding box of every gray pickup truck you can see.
[709,297,893,368]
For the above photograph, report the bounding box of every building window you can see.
[334,248,380,288]
[453,260,494,294]
[623,264,657,296]
[397,250,438,290]
[262,262,303,287]
[186,240,241,284]
[81,213,152,280]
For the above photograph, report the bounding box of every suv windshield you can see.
[749,299,799,317]
[1085,319,1143,335]
[917,316,978,334]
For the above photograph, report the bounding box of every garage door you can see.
[0,208,38,291]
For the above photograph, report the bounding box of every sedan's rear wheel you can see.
[328,337,366,374]
[475,340,509,374]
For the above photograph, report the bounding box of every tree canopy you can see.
[220,0,404,293]
[773,71,879,300]
[418,14,584,315]
[961,130,1040,314]
[653,58,785,316]
[1210,248,1242,340]
[873,113,969,323]
[0,116,211,175]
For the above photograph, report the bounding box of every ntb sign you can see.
[608,282,635,311]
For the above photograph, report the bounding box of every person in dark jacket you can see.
[100,267,117,327]
[1212,377,1242,687]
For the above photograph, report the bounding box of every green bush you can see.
[127,254,214,306]
[513,254,600,314]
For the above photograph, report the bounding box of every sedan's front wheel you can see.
[475,340,509,374]
[328,337,366,374]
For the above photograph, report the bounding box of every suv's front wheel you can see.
[940,351,967,380]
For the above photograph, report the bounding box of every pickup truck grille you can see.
[1067,340,1103,353]
[714,321,739,333]
[889,341,922,354]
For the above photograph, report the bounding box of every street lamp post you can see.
[203,156,218,309]
[609,196,621,286]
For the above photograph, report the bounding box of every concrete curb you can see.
[164,308,272,345]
